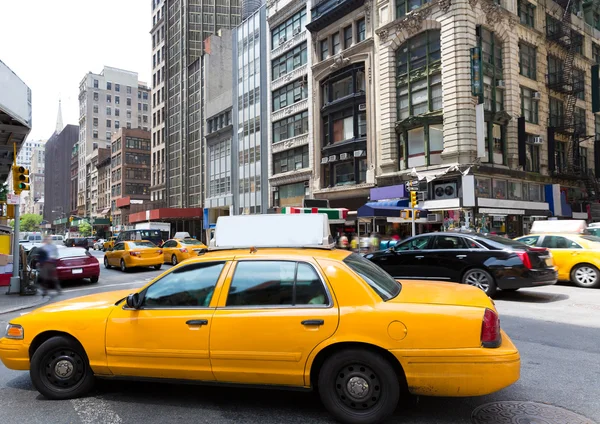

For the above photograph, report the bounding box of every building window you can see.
[93,118,98,127]
[478,27,503,113]
[572,31,583,54]
[127,98,132,106]
[93,92,99,101]
[274,182,308,207]
[580,146,588,171]
[521,87,539,124]
[344,25,352,49]
[556,141,567,173]
[93,104,98,113]
[547,55,563,86]
[396,0,431,18]
[115,96,120,105]
[272,79,308,111]
[574,107,586,134]
[115,108,120,117]
[273,111,309,143]
[93,79,99,88]
[549,97,564,128]
[106,119,111,128]
[519,42,536,80]
[107,82,112,90]
[518,0,535,27]
[356,19,365,42]
[273,145,309,174]
[115,84,120,92]
[593,43,600,63]
[106,107,111,116]
[93,130,98,139]
[107,94,112,103]
[115,121,120,130]
[271,8,307,50]
[398,123,443,168]
[127,86,132,94]
[546,14,561,38]
[396,30,442,120]
[106,131,112,140]
[208,139,231,198]
[526,135,540,173]
[332,33,341,55]
[573,68,585,100]
[320,39,329,61]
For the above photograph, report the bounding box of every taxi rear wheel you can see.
[171,255,178,266]
[571,264,600,288]
[103,257,111,269]
[318,349,399,424]
[120,259,127,272]
[30,335,95,400]
[154,264,162,270]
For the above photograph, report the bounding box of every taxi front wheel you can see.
[30,336,95,400]
[318,349,400,424]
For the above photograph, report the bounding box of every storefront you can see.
[280,207,351,238]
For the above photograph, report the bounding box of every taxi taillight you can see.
[481,308,501,348]
[180,247,188,253]
[130,251,141,257]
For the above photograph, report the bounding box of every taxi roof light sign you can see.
[211,214,334,250]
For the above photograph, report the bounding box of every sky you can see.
[1,0,151,141]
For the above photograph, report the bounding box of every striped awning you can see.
[280,207,349,221]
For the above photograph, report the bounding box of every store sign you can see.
[479,208,525,215]
[471,47,483,98]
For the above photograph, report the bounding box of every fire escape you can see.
[546,0,600,199]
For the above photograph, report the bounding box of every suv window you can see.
[394,236,430,251]
[344,253,401,301]
[226,261,328,307]
[142,262,226,307]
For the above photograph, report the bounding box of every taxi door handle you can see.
[186,319,208,326]
[302,320,324,326]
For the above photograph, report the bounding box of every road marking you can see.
[71,397,123,424]
[63,282,145,293]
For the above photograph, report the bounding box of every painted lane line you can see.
[71,397,123,424]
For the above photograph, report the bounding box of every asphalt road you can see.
[0,251,598,424]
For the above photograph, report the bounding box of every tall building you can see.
[16,139,45,169]
[163,0,241,210]
[267,0,312,210]
[77,66,150,217]
[44,125,79,225]
[27,143,45,215]
[232,2,269,214]
[150,0,167,203]
[204,29,234,234]
[96,148,112,221]
[110,128,151,229]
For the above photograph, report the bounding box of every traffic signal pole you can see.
[8,203,20,294]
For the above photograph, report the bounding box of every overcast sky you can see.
[1,0,151,141]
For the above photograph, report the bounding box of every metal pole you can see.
[411,205,416,237]
[8,204,21,294]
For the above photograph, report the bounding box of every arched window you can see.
[396,30,442,120]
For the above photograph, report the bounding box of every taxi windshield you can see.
[580,235,600,244]
[180,239,202,245]
[343,253,401,301]
[129,241,157,248]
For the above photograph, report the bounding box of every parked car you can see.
[0,214,520,424]
[50,235,65,245]
[365,232,557,297]
[161,238,207,265]
[515,232,600,288]
[64,238,89,249]
[103,240,163,272]
[28,246,99,284]
[85,237,96,249]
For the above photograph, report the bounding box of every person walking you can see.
[38,235,62,296]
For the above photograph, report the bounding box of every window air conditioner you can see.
[328,155,337,162]
[340,153,349,160]
[533,136,543,144]
[293,27,301,35]
[533,91,541,100]
[358,103,367,111]
[427,213,441,222]
[496,80,506,88]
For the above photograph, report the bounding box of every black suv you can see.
[64,238,89,249]
[365,232,557,297]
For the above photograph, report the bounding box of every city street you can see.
[1,252,599,424]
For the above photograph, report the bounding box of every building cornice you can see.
[269,168,313,185]
[267,0,307,27]
[272,133,310,154]
[272,99,309,123]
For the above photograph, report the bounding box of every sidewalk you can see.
[0,290,49,314]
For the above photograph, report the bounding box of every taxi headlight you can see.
[5,324,24,340]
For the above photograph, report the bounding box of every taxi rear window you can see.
[344,253,401,301]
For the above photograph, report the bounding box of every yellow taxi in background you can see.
[103,240,163,272]
[0,215,520,424]
[103,237,117,252]
[515,232,600,288]
[161,238,207,265]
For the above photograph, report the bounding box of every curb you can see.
[0,296,51,315]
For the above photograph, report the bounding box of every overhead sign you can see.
[7,194,19,205]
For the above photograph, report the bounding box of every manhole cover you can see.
[471,401,596,424]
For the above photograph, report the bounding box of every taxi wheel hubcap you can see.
[43,349,84,389]
[121,261,126,271]
[465,271,490,292]
[172,255,177,265]
[575,267,597,285]
[335,364,381,410]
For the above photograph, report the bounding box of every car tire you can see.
[103,257,110,269]
[120,259,127,272]
[154,264,162,270]
[30,335,95,400]
[318,349,400,424]
[570,264,600,288]
[171,255,178,266]
[90,276,99,284]
[462,268,497,297]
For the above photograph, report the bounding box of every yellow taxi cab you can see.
[161,238,207,265]
[0,215,520,424]
[103,240,163,272]
[103,236,117,252]
[515,232,600,288]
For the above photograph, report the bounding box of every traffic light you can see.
[12,166,30,194]
[69,216,74,223]
[410,191,417,208]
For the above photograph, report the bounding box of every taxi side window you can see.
[227,261,328,307]
[163,240,175,248]
[518,236,539,246]
[541,236,581,249]
[142,262,226,308]
[113,243,124,251]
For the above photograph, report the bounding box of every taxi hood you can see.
[392,280,495,309]
[30,289,138,314]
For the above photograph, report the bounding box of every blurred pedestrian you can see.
[38,235,62,296]
[338,233,349,250]
[369,233,380,252]
[350,234,358,251]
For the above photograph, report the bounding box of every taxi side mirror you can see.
[126,293,141,309]
[197,248,208,256]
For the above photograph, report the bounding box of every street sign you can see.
[405,180,418,189]
[7,194,19,205]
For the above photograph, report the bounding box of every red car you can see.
[54,247,100,283]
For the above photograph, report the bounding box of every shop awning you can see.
[280,207,349,222]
